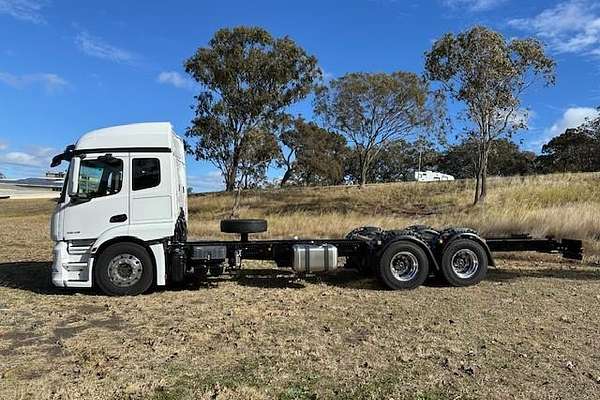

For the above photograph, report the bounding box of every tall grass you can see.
[187,173,600,262]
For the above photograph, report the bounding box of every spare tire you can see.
[220,219,267,234]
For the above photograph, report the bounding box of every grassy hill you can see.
[0,172,597,263]
[188,172,600,262]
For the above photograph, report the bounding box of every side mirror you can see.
[67,157,81,198]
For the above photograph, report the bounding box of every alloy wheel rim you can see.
[107,254,143,287]
[451,249,479,279]
[390,251,419,281]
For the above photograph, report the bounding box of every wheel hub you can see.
[390,252,419,282]
[451,249,479,279]
[108,254,143,287]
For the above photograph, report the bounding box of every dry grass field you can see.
[1,173,599,399]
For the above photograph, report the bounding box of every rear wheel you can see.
[94,242,154,296]
[377,241,429,290]
[440,239,488,287]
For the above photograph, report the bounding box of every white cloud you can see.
[0,141,7,150]
[0,0,47,24]
[187,171,224,193]
[0,71,68,92]
[546,107,599,137]
[157,71,197,91]
[509,0,600,56]
[503,108,533,128]
[75,31,136,63]
[0,145,55,167]
[530,106,600,150]
[443,0,507,11]
[0,146,56,178]
[0,151,43,166]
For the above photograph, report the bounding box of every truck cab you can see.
[50,122,187,295]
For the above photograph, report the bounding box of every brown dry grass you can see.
[1,174,599,399]
[188,173,600,262]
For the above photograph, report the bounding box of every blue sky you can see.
[1,0,599,191]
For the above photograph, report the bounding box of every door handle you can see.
[110,214,127,223]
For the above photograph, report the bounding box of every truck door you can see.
[63,153,129,240]
[128,153,173,236]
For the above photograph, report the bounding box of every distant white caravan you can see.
[414,170,455,182]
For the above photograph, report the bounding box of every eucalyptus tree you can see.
[277,117,348,186]
[425,26,555,204]
[314,71,441,186]
[185,26,321,191]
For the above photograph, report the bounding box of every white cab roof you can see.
[75,122,176,151]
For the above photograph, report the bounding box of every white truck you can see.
[49,123,583,296]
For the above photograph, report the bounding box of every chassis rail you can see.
[183,234,584,262]
[166,228,586,293]
[183,239,365,260]
[485,235,583,260]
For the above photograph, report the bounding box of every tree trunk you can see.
[280,168,293,187]
[473,171,481,205]
[479,160,488,203]
[473,148,483,205]
[225,167,236,192]
[229,185,242,219]
[359,152,370,187]
[225,147,242,192]
[478,145,491,204]
[360,166,368,186]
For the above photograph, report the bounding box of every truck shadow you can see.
[233,268,384,290]
[235,266,600,290]
[233,269,307,289]
[486,266,600,283]
[1,262,598,295]
[0,261,71,295]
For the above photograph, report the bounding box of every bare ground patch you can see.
[1,258,599,399]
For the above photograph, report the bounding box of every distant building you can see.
[414,170,455,182]
[0,171,65,191]
[46,171,66,179]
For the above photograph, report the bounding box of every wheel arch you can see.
[91,236,158,286]
[381,235,440,272]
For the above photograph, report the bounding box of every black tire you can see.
[94,242,154,296]
[377,241,429,290]
[220,219,267,234]
[440,239,488,287]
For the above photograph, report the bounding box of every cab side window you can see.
[132,158,160,191]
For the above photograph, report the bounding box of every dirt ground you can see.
[1,199,599,399]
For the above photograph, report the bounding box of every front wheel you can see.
[440,239,488,287]
[94,242,154,296]
[377,242,429,290]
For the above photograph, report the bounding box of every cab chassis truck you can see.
[49,123,583,296]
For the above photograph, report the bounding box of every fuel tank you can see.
[292,244,338,273]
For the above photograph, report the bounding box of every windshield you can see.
[77,158,123,198]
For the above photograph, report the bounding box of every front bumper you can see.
[51,241,93,288]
